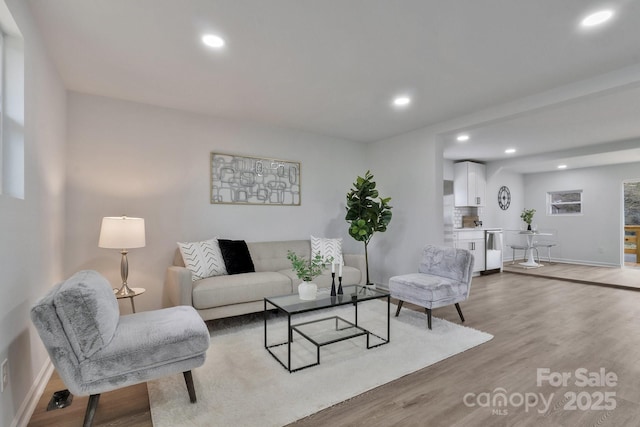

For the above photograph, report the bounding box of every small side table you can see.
[113,288,146,313]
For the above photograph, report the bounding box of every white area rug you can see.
[148,300,493,427]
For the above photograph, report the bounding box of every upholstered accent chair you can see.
[31,270,210,427]
[389,245,474,329]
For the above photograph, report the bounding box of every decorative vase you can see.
[527,224,532,231]
[298,281,317,300]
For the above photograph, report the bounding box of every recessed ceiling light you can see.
[392,96,411,107]
[557,164,568,169]
[581,10,614,27]
[505,148,516,154]
[202,34,225,48]
[456,134,470,142]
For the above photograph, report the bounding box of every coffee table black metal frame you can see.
[264,285,390,373]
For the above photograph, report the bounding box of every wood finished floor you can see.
[503,260,640,290]
[29,265,640,427]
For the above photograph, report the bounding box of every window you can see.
[0,4,25,199]
[0,28,3,194]
[547,190,582,215]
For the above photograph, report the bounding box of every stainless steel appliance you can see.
[484,229,503,273]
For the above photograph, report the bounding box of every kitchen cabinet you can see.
[454,161,486,207]
[453,230,485,274]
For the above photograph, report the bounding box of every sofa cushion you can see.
[247,240,310,272]
[278,266,361,289]
[54,270,120,361]
[192,272,291,309]
[177,238,227,280]
[218,239,256,274]
[311,235,344,265]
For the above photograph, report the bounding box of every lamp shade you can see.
[98,216,146,249]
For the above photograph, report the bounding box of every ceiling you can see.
[27,0,640,173]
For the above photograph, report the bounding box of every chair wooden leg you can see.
[183,371,197,403]
[83,394,100,427]
[455,303,465,322]
[395,300,404,317]
[426,308,432,330]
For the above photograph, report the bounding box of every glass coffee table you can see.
[264,285,390,372]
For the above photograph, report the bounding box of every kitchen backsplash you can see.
[453,206,483,228]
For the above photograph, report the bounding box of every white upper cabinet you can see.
[454,161,486,207]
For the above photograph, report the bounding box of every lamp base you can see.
[115,283,135,297]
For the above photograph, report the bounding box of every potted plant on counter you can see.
[287,250,334,300]
[521,208,536,231]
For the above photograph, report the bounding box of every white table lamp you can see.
[99,216,146,297]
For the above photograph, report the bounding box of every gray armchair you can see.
[389,245,474,329]
[31,270,210,426]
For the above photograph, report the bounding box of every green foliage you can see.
[345,170,393,244]
[520,208,536,225]
[287,250,333,282]
[345,170,393,284]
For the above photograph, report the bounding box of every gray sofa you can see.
[166,239,366,321]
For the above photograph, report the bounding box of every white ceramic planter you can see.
[298,281,317,300]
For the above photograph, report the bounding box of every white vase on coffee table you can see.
[298,281,317,300]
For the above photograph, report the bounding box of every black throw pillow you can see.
[218,239,255,275]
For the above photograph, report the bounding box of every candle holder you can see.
[337,276,343,295]
[330,272,336,296]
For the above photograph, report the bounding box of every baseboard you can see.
[11,358,53,427]
[548,258,619,268]
[504,257,619,268]
[372,282,388,291]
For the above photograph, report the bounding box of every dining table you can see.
[518,230,552,268]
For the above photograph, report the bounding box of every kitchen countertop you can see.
[454,227,502,231]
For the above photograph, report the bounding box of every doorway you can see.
[624,181,640,268]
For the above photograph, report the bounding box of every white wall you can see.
[521,162,640,266]
[483,166,525,231]
[366,129,444,286]
[65,93,367,312]
[0,0,66,426]
[483,163,525,258]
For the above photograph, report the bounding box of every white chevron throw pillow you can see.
[177,238,228,281]
[311,235,344,265]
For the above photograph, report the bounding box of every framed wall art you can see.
[210,152,301,205]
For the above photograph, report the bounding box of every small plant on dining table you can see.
[287,250,334,281]
[520,208,536,226]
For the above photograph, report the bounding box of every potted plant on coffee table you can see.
[287,250,334,300]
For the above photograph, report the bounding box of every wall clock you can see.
[498,186,511,210]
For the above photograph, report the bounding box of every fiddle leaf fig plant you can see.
[345,170,392,285]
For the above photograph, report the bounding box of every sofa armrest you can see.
[165,266,194,307]
[343,253,367,285]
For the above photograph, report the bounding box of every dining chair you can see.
[533,229,557,264]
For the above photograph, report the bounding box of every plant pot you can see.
[527,224,532,231]
[298,281,317,300]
